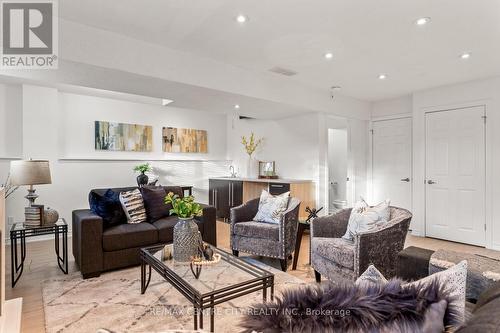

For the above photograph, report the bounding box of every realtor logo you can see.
[1,0,58,68]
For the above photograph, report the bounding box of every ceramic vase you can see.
[246,156,257,178]
[173,217,200,262]
[136,172,148,187]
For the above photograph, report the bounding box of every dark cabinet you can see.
[209,179,243,220]
[268,182,290,195]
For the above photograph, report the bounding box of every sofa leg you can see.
[82,272,101,279]
[232,250,239,257]
[280,259,288,272]
[314,270,321,283]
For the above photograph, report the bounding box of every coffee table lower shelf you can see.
[140,244,274,332]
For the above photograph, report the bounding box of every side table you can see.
[10,218,68,288]
[292,220,310,270]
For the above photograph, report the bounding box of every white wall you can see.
[227,112,369,215]
[0,84,22,158]
[411,77,500,250]
[0,84,230,231]
[371,95,413,119]
[369,76,500,250]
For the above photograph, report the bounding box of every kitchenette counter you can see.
[211,177,313,184]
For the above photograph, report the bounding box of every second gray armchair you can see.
[230,197,301,272]
[311,207,412,282]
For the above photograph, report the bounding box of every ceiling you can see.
[58,0,500,101]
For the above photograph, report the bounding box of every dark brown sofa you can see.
[72,186,216,279]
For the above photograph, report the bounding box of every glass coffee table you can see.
[140,243,274,332]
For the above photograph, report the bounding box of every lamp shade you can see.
[9,160,52,186]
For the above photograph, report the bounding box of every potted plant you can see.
[133,163,152,187]
[165,192,203,262]
[241,132,262,177]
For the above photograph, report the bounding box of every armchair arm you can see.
[72,209,104,278]
[230,198,260,225]
[280,198,301,258]
[311,208,352,238]
[354,216,411,278]
[195,203,217,246]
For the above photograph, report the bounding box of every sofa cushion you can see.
[141,186,169,222]
[102,222,158,252]
[153,215,204,243]
[153,216,178,243]
[312,237,355,270]
[253,190,290,224]
[233,221,280,241]
[89,189,126,228]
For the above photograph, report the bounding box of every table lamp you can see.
[9,160,52,207]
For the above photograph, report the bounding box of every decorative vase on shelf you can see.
[247,156,257,178]
[173,217,200,262]
[136,172,148,187]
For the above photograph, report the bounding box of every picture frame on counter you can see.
[258,161,278,179]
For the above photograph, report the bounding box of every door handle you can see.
[427,180,436,185]
[400,178,410,182]
[228,183,232,206]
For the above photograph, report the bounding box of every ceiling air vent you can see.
[268,66,297,77]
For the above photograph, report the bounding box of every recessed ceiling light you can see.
[460,52,471,59]
[234,104,240,109]
[324,52,333,60]
[161,98,173,106]
[330,86,341,90]
[235,15,247,23]
[415,17,431,26]
[378,74,387,80]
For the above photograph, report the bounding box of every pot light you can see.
[324,52,333,60]
[234,104,240,109]
[330,86,341,90]
[236,15,247,23]
[378,74,387,80]
[161,99,173,106]
[415,17,431,26]
[460,52,471,59]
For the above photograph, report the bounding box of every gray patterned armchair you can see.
[230,197,301,272]
[311,207,412,282]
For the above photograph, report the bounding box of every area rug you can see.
[41,259,304,333]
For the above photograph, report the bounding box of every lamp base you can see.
[25,187,38,207]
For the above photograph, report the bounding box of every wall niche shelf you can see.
[58,157,232,163]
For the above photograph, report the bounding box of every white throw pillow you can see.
[342,198,390,241]
[253,190,290,224]
[119,189,147,224]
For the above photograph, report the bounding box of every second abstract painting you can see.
[162,127,208,153]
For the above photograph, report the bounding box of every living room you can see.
[0,1,499,332]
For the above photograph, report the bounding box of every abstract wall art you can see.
[95,121,153,152]
[162,127,208,153]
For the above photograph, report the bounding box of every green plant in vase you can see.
[164,192,203,218]
[133,163,152,187]
[241,132,262,177]
[165,192,204,262]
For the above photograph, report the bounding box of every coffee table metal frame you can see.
[140,244,274,332]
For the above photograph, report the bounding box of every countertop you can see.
[211,177,313,184]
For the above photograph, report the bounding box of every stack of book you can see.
[24,205,43,227]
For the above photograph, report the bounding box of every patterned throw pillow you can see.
[356,261,468,324]
[406,260,468,323]
[342,198,391,241]
[119,189,147,224]
[355,265,388,286]
[253,190,290,224]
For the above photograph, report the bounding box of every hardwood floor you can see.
[6,221,500,332]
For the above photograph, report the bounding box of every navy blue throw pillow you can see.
[89,189,126,228]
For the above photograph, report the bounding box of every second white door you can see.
[372,117,412,210]
[425,106,485,246]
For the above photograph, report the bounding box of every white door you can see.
[372,118,412,210]
[425,106,485,246]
